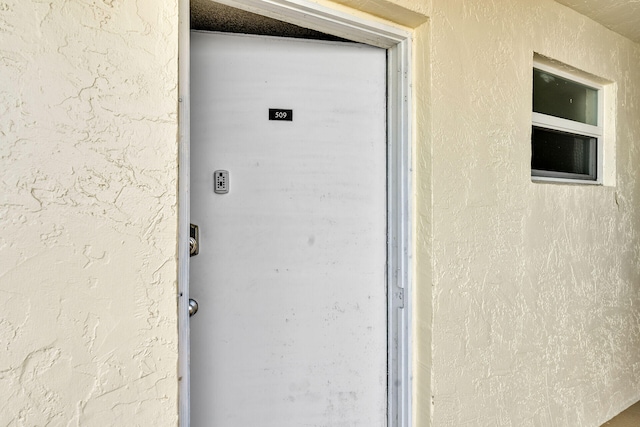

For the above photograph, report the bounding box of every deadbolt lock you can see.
[190,223,199,256]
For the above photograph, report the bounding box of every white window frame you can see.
[531,60,604,184]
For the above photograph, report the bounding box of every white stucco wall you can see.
[426,0,640,425]
[0,1,179,425]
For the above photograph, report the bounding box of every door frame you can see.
[177,1,413,426]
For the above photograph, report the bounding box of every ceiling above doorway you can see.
[191,0,346,41]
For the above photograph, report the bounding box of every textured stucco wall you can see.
[413,18,433,427]
[427,0,640,426]
[0,1,179,425]
[2,0,639,425]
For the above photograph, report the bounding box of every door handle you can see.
[189,299,199,317]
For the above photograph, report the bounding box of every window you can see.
[532,61,603,183]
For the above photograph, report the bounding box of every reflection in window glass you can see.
[533,68,598,125]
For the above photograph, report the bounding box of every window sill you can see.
[531,175,602,185]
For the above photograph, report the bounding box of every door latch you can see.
[190,223,199,256]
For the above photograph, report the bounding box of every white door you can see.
[190,31,387,426]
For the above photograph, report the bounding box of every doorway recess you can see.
[178,1,413,426]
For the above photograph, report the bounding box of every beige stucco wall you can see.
[413,18,433,427]
[2,0,640,425]
[425,0,640,425]
[0,1,179,425]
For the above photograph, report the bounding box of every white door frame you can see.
[177,1,412,426]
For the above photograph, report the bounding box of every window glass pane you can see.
[533,68,598,125]
[531,127,596,179]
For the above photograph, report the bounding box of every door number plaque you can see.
[269,109,293,121]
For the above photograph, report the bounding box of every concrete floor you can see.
[602,401,640,426]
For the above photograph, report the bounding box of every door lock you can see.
[214,170,229,194]
[190,223,199,256]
